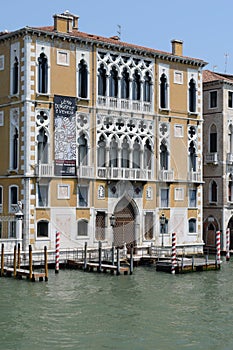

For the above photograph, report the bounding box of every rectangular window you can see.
[0,186,2,213]
[229,91,233,108]
[57,50,70,66]
[210,91,217,108]
[78,186,88,207]
[95,211,106,241]
[174,188,184,201]
[144,212,154,240]
[174,71,183,84]
[9,221,16,238]
[174,124,183,138]
[0,111,4,126]
[9,186,18,212]
[38,184,49,207]
[189,189,197,207]
[161,189,169,208]
[57,184,70,199]
[0,55,4,70]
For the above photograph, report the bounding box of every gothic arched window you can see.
[78,60,88,98]
[160,141,168,170]
[12,57,19,95]
[121,138,130,168]
[143,72,152,102]
[210,180,217,202]
[109,137,118,167]
[189,141,197,171]
[37,128,48,164]
[38,53,48,94]
[121,67,130,99]
[132,70,141,101]
[133,138,140,169]
[78,134,88,166]
[98,135,106,167]
[144,139,152,170]
[12,127,18,169]
[189,78,196,113]
[98,64,107,96]
[210,124,217,153]
[109,66,118,98]
[160,73,168,109]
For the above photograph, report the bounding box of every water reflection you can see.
[1,260,233,349]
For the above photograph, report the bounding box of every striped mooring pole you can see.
[226,228,230,262]
[55,231,60,274]
[216,230,221,266]
[171,232,177,274]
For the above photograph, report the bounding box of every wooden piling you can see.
[130,245,133,275]
[0,245,3,276]
[13,245,17,278]
[17,243,21,269]
[29,245,33,281]
[116,248,120,275]
[98,241,102,272]
[111,243,115,266]
[44,246,48,281]
[84,242,87,271]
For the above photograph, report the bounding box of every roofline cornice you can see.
[0,27,207,67]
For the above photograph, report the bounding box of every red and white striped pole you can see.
[216,230,221,266]
[171,232,177,274]
[226,228,230,262]
[55,231,60,274]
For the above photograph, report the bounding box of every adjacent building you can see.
[203,70,233,251]
[0,11,206,253]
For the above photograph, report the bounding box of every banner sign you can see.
[54,95,76,176]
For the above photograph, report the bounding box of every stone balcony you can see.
[97,96,152,113]
[96,167,152,181]
[188,170,202,182]
[205,152,218,165]
[158,169,174,182]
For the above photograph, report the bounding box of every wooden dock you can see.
[66,259,131,275]
[3,266,47,281]
[1,243,48,282]
[156,257,221,274]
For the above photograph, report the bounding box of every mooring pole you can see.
[44,246,48,281]
[226,228,230,262]
[13,245,17,278]
[98,241,102,272]
[29,245,33,280]
[55,231,60,274]
[130,244,133,275]
[111,242,115,266]
[171,232,177,274]
[216,230,221,268]
[1,243,4,276]
[116,247,120,275]
[84,241,87,271]
[17,243,21,269]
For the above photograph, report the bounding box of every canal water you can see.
[1,259,233,350]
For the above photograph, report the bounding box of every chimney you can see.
[171,39,183,56]
[53,10,79,33]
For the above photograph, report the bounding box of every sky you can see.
[1,0,233,73]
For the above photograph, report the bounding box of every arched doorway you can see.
[203,216,219,252]
[113,197,136,248]
[228,216,233,250]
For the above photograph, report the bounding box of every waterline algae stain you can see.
[1,260,233,350]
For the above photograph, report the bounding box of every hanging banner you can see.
[54,95,76,176]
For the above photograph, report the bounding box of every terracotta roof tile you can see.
[203,70,233,83]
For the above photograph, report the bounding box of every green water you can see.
[1,260,233,350]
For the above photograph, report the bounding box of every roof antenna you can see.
[224,53,229,73]
[117,24,121,40]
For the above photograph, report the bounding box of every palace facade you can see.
[203,70,233,252]
[0,11,206,252]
